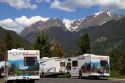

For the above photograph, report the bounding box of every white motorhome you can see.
[66,54,110,78]
[40,57,67,77]
[5,49,40,83]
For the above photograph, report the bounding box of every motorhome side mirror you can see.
[68,59,71,61]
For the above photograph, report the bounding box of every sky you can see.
[0,0,125,33]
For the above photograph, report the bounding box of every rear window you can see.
[24,57,37,66]
[72,61,78,67]
[60,62,65,67]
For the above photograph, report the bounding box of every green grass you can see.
[110,70,125,79]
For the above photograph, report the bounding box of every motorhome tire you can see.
[41,72,45,78]
[6,80,13,83]
[29,80,35,83]
[93,76,99,79]
[78,71,82,79]
[24,80,35,83]
[66,72,71,78]
[6,80,10,83]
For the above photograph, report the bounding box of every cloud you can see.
[0,0,37,9]
[36,0,52,3]
[0,16,49,33]
[50,0,125,13]
[50,0,75,12]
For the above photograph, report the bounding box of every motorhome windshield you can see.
[24,57,37,66]
[100,60,109,73]
[100,60,108,68]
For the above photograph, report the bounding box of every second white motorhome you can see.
[40,57,67,77]
[66,54,110,78]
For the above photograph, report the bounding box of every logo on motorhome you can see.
[92,57,107,60]
[9,52,38,56]
[23,52,38,56]
[78,57,85,60]
[9,52,22,56]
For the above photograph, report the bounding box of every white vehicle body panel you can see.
[6,49,40,81]
[40,57,67,75]
[67,54,110,77]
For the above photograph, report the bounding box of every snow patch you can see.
[94,11,103,17]
[71,23,80,30]
[99,21,106,25]
[63,18,84,31]
[94,11,113,17]
[106,11,112,17]
[63,18,74,30]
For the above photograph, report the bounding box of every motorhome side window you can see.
[68,58,71,61]
[24,57,37,66]
[60,62,65,67]
[72,61,78,67]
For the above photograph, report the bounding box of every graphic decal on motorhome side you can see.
[8,59,39,76]
[80,59,109,74]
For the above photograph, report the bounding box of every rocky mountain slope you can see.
[20,11,125,54]
[63,11,123,31]
[0,26,30,49]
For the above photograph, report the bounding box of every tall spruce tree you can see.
[34,33,51,58]
[77,33,91,55]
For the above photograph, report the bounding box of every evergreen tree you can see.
[15,42,21,49]
[34,34,42,50]
[77,33,91,55]
[109,42,125,75]
[51,41,64,57]
[0,40,6,60]
[34,33,51,58]
[4,32,13,50]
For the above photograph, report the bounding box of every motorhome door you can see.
[71,60,79,76]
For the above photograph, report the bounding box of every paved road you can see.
[0,78,124,83]
[35,78,125,83]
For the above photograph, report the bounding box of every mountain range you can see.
[20,11,125,54]
[63,11,123,31]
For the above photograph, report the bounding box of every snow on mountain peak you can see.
[94,11,103,17]
[40,17,49,21]
[106,11,113,16]
[63,18,74,30]
[94,11,113,17]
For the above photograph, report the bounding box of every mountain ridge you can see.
[20,11,125,54]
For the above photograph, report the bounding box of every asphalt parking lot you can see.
[0,78,125,83]
[35,78,125,83]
